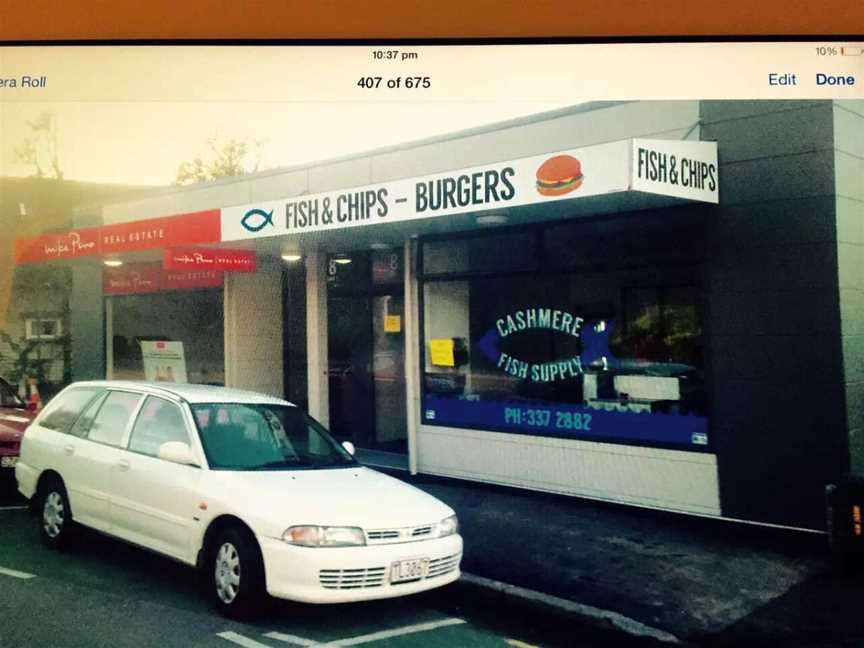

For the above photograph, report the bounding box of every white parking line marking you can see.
[217,631,274,648]
[266,617,467,647]
[0,506,27,511]
[261,631,316,646]
[0,566,36,579]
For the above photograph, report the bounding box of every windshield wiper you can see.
[249,459,312,471]
[308,459,356,469]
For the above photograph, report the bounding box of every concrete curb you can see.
[459,572,683,645]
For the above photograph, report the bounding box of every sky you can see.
[0,99,573,186]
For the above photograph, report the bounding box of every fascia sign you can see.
[220,139,719,242]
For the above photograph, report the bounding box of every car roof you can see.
[64,381,294,406]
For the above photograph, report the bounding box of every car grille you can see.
[319,566,386,590]
[427,553,461,578]
[366,524,435,544]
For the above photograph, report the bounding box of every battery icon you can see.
[841,47,864,56]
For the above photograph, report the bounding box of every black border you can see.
[0,35,862,46]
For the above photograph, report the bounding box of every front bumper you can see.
[258,532,463,603]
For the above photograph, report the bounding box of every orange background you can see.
[0,0,861,41]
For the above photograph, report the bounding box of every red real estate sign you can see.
[15,228,101,264]
[162,268,224,291]
[103,263,162,294]
[101,210,221,255]
[163,247,257,273]
[103,262,224,295]
[15,209,222,264]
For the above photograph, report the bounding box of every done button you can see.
[816,73,856,86]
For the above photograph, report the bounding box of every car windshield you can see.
[191,403,356,471]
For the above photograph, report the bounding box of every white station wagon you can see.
[16,381,462,617]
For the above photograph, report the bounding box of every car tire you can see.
[38,479,75,550]
[208,526,265,619]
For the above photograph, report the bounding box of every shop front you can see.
[206,128,722,510]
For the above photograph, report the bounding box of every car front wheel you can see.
[209,527,265,618]
[39,480,74,550]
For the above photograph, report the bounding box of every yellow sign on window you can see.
[430,338,455,367]
[384,315,402,333]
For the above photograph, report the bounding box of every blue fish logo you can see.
[241,208,274,232]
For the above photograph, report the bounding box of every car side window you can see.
[68,391,109,438]
[128,396,190,458]
[39,387,104,434]
[86,391,142,447]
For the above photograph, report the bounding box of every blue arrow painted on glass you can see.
[241,208,274,232]
[478,328,501,364]
[580,319,619,368]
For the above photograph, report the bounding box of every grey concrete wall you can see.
[69,259,105,382]
[701,101,846,527]
[835,101,864,474]
[69,210,105,383]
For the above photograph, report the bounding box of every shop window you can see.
[422,231,537,276]
[543,211,705,271]
[421,266,708,450]
[110,290,224,385]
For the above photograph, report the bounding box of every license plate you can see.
[1,456,17,468]
[390,558,429,583]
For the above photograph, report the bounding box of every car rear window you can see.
[39,387,104,434]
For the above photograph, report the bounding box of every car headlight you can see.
[282,525,366,547]
[438,514,459,538]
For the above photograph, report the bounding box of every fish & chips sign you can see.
[220,139,719,242]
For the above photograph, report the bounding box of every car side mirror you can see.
[341,441,356,456]
[157,441,199,466]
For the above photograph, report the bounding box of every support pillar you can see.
[305,252,329,426]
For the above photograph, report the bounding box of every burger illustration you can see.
[535,155,584,196]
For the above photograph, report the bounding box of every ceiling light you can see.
[333,257,352,265]
[476,214,509,226]
[369,242,391,250]
[281,253,302,262]
[103,259,123,267]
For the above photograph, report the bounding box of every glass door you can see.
[325,249,407,452]
[371,294,406,452]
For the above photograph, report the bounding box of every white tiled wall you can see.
[418,425,721,515]
[223,257,283,398]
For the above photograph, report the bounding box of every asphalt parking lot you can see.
[0,482,664,648]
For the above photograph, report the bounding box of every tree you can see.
[14,112,63,179]
[174,133,264,185]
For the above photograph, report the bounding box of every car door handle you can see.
[63,445,74,456]
[116,459,131,472]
